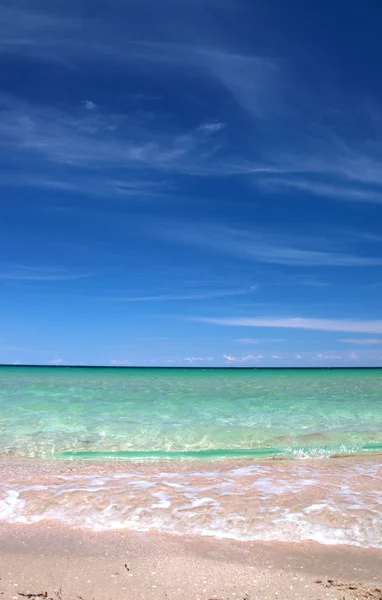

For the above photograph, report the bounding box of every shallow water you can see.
[1,366,381,547]
[0,458,381,547]
[0,366,381,459]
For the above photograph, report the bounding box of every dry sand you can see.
[0,522,381,600]
[0,457,381,599]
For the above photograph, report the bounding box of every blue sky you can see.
[1,0,382,367]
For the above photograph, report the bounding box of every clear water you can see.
[0,366,381,459]
[1,366,381,547]
[1,459,381,547]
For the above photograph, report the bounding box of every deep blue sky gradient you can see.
[1,0,382,366]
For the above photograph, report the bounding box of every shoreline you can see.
[1,454,381,548]
[0,522,381,600]
[1,449,381,469]
[1,455,381,598]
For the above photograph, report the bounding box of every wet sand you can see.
[0,457,381,599]
[1,456,381,546]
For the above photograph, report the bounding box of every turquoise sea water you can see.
[1,366,381,546]
[0,366,381,460]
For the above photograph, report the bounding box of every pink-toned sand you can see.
[0,521,381,600]
[0,457,381,599]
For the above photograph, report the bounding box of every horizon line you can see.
[1,364,381,370]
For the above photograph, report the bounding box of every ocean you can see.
[0,366,381,547]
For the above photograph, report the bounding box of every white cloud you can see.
[124,43,278,120]
[223,354,263,363]
[349,352,359,360]
[294,354,302,359]
[314,353,343,360]
[223,354,237,362]
[271,355,281,359]
[83,100,96,110]
[161,356,213,365]
[260,178,382,204]
[0,94,227,178]
[163,223,382,267]
[111,359,131,366]
[198,122,224,133]
[50,358,64,365]
[235,338,286,344]
[197,316,382,334]
[184,356,213,364]
[339,338,382,345]
[262,142,382,189]
[2,4,382,205]
[3,175,172,199]
[114,285,257,302]
[202,50,278,120]
[0,265,94,281]
[125,43,382,197]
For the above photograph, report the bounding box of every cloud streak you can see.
[235,338,286,344]
[0,266,95,281]
[0,94,227,186]
[2,3,382,207]
[163,223,382,267]
[196,316,382,334]
[339,338,382,345]
[113,285,257,302]
[125,42,382,200]
[259,178,382,204]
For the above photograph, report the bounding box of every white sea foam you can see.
[0,459,381,548]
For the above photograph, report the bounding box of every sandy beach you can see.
[0,521,381,600]
[1,455,381,600]
[0,432,381,599]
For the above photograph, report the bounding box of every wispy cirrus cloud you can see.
[0,265,95,281]
[195,48,278,120]
[115,41,279,119]
[0,94,223,175]
[235,338,286,344]
[126,42,382,200]
[1,173,175,201]
[161,222,382,267]
[2,2,382,207]
[248,131,382,196]
[259,178,382,204]
[196,316,382,334]
[113,285,257,302]
[0,3,239,64]
[339,338,382,345]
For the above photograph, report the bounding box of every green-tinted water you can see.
[0,367,381,459]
